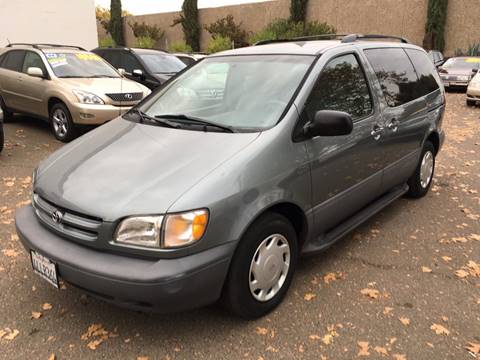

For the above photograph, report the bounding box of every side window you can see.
[305,54,373,121]
[121,53,143,73]
[22,51,47,75]
[364,48,419,107]
[2,50,26,72]
[405,49,440,96]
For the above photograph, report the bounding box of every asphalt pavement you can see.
[0,93,479,360]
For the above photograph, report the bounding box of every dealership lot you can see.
[0,92,479,359]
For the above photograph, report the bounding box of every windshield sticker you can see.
[465,58,480,63]
[46,54,67,67]
[75,53,102,61]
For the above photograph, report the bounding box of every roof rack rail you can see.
[254,34,348,46]
[341,34,410,44]
[6,43,87,51]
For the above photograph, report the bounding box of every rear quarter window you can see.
[364,48,419,107]
[405,49,440,96]
[1,50,25,72]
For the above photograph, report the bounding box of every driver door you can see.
[303,53,384,237]
[16,51,49,115]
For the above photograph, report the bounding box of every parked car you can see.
[0,44,150,142]
[427,50,445,67]
[438,56,480,89]
[466,68,480,106]
[16,34,445,319]
[93,47,186,90]
[0,108,3,153]
[173,53,197,66]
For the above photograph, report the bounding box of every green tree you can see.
[205,15,249,48]
[423,0,448,51]
[109,0,125,46]
[172,0,200,52]
[290,0,309,23]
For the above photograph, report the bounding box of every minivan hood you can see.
[35,119,260,221]
[60,77,145,95]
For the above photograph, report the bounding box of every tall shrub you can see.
[109,0,125,46]
[423,0,448,51]
[290,0,309,23]
[173,0,200,52]
[205,15,249,48]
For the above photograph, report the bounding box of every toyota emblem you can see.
[124,93,133,100]
[52,210,63,224]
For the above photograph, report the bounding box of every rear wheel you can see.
[466,99,476,107]
[406,141,435,198]
[50,102,76,142]
[223,213,298,319]
[0,96,14,122]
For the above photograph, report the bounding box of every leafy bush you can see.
[169,42,193,53]
[455,43,480,56]
[99,36,116,48]
[172,0,200,52]
[206,36,232,54]
[250,19,336,44]
[130,22,164,41]
[290,0,309,23]
[423,0,449,51]
[205,15,249,48]
[136,36,156,49]
[95,5,131,33]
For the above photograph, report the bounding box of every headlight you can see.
[72,89,104,104]
[114,209,208,249]
[163,209,208,248]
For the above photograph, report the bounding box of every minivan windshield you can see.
[45,52,120,78]
[138,53,186,74]
[137,55,314,131]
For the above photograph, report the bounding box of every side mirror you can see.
[117,68,126,75]
[132,69,143,78]
[304,110,353,138]
[472,68,478,74]
[27,67,44,78]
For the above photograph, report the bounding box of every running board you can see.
[301,184,409,255]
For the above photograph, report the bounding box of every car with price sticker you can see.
[438,56,480,90]
[16,34,445,318]
[0,44,151,142]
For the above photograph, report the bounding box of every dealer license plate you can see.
[30,250,59,288]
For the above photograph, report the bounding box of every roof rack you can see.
[6,43,87,51]
[341,34,410,44]
[254,33,410,46]
[254,34,348,46]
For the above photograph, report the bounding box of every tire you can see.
[406,141,435,198]
[0,123,4,153]
[223,212,298,319]
[466,99,476,107]
[0,96,14,123]
[49,102,76,142]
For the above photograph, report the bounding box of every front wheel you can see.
[406,141,435,198]
[223,213,298,319]
[466,99,476,107]
[50,103,76,142]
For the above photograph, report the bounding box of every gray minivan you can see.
[16,34,445,319]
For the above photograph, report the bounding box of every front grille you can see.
[105,92,143,102]
[32,194,102,242]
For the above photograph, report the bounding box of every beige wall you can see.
[0,0,98,50]
[116,0,477,56]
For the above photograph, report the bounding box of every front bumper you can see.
[441,78,469,88]
[69,103,132,125]
[16,206,235,313]
[467,86,480,101]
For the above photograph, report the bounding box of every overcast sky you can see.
[95,0,272,15]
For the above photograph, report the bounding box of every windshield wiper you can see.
[132,109,181,129]
[155,114,235,133]
[89,75,118,78]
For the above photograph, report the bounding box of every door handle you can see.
[371,125,384,141]
[386,119,399,132]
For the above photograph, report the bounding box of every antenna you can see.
[7,38,11,45]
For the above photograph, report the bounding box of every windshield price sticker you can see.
[75,53,102,61]
[466,58,480,63]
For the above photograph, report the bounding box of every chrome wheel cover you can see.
[420,150,434,188]
[249,234,291,302]
[52,109,68,138]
